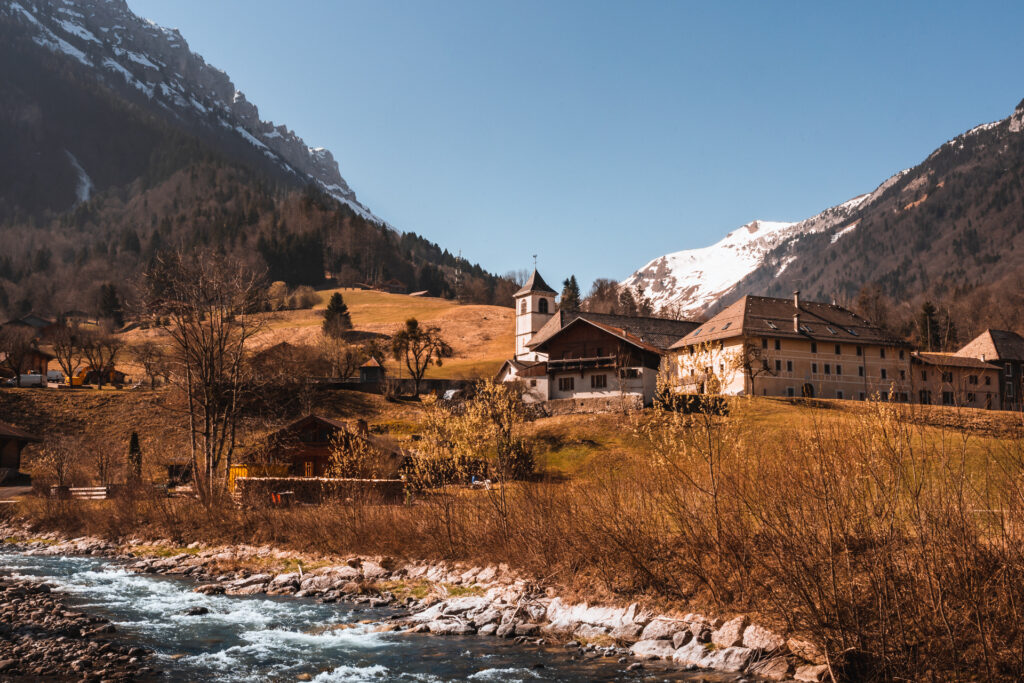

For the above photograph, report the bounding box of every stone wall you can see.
[235,477,405,506]
[541,395,643,416]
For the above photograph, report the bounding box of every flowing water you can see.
[0,551,724,682]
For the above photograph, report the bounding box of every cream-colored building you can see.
[909,352,1001,410]
[668,292,912,400]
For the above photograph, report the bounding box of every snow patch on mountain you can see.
[65,151,94,203]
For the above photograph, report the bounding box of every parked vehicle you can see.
[47,370,66,384]
[17,374,44,387]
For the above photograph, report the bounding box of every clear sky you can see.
[129,0,1024,292]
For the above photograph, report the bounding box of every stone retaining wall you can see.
[542,395,643,416]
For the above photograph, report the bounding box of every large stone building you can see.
[909,352,1001,410]
[668,292,912,400]
[954,329,1024,411]
[498,270,698,406]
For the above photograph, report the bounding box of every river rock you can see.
[514,623,540,636]
[609,622,643,641]
[672,630,693,649]
[478,623,498,636]
[711,616,748,648]
[495,622,517,638]
[672,639,708,667]
[795,663,831,682]
[748,656,793,681]
[703,645,755,672]
[743,623,786,652]
[629,639,676,660]
[194,584,225,595]
[573,624,610,640]
[427,620,476,636]
[787,637,823,663]
[640,618,684,640]
[471,607,502,627]
[361,561,388,580]
[441,596,490,616]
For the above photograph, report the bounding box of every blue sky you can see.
[129,0,1024,292]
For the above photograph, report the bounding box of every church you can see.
[496,270,699,408]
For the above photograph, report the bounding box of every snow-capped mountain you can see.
[624,96,1024,319]
[2,0,376,219]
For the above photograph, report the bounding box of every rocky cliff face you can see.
[1,0,372,218]
[624,97,1024,318]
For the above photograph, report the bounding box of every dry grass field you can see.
[119,288,513,381]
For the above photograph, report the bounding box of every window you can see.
[967,392,976,402]
[810,342,818,353]
[558,377,575,392]
[921,370,928,381]
[619,368,640,379]
[787,387,795,397]
[766,320,778,330]
[722,322,732,330]
[1007,382,1014,398]
[942,371,953,383]
[786,360,793,372]
[900,370,906,380]
[919,390,931,405]
[881,368,888,379]
[859,392,866,400]
[692,329,702,336]
[899,349,905,360]
[774,339,781,351]
[856,345,863,356]
[836,365,843,376]
[942,391,954,406]
[836,390,844,399]
[812,363,818,374]
[775,360,782,371]
[529,379,537,387]
[538,298,549,314]
[835,344,841,355]
[762,338,768,349]
[824,364,831,375]
[520,300,526,314]
[848,328,859,336]
[880,348,886,359]
[827,326,838,335]
[969,375,978,385]
[591,374,607,389]
[985,376,991,385]
[858,366,864,377]
[595,347,604,357]
[304,461,314,477]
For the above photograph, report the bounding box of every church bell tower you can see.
[514,269,557,362]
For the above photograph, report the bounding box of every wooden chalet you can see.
[359,357,386,383]
[0,421,40,485]
[234,414,405,483]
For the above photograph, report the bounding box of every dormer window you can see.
[766,320,778,330]
[538,298,549,314]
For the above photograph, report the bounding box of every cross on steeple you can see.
[532,254,537,268]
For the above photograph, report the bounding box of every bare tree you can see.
[51,322,85,384]
[391,318,453,395]
[0,326,36,386]
[39,436,79,488]
[738,341,776,397]
[144,250,267,504]
[80,325,125,389]
[132,340,170,389]
[316,334,367,379]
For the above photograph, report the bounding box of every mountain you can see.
[0,0,514,317]
[624,98,1024,329]
[1,0,373,219]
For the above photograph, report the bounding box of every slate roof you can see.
[514,270,557,296]
[954,329,1024,362]
[911,352,1001,370]
[0,421,40,442]
[670,295,906,349]
[528,310,699,352]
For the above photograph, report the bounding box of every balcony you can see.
[547,355,618,372]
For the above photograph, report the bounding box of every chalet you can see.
[0,345,55,377]
[359,357,386,383]
[234,414,405,481]
[0,421,40,485]
[669,292,912,400]
[954,329,1024,411]
[910,352,1001,409]
[498,269,698,405]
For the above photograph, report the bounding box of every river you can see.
[0,551,725,682]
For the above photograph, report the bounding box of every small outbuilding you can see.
[359,357,386,384]
[0,421,40,485]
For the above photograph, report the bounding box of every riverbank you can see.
[0,570,157,680]
[0,523,826,681]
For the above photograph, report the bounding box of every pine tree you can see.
[98,283,125,327]
[560,275,581,311]
[917,301,940,351]
[322,292,352,338]
[127,431,142,482]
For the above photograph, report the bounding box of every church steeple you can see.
[513,269,557,361]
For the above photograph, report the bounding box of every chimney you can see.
[793,313,800,333]
[793,290,800,309]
